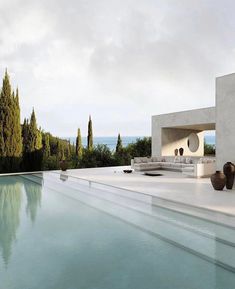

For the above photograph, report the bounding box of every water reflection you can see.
[0,175,43,266]
[24,177,43,223]
[0,178,22,266]
[60,173,68,182]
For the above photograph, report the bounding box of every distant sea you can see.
[66,135,216,151]
[67,136,144,151]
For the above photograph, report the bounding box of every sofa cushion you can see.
[151,156,161,162]
[179,157,186,163]
[174,156,181,163]
[185,157,193,164]
[182,167,194,172]
[182,163,195,168]
[134,157,148,163]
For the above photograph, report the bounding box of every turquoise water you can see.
[0,173,234,289]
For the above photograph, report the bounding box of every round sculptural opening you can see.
[187,133,199,152]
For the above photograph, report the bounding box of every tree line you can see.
[0,71,151,173]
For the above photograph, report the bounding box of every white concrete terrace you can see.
[61,166,235,226]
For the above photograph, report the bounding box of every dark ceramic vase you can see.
[223,162,235,189]
[179,147,184,156]
[60,160,68,171]
[174,149,178,156]
[210,171,226,191]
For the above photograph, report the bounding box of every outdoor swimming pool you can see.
[0,172,235,289]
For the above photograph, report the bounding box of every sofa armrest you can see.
[131,159,135,169]
[195,162,216,178]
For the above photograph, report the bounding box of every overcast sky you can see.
[0,0,235,137]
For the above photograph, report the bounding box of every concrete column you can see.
[216,73,235,170]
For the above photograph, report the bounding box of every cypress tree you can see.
[12,88,23,158]
[36,129,42,151]
[87,115,93,150]
[23,109,43,171]
[0,124,5,157]
[43,134,50,158]
[28,109,38,151]
[66,140,71,159]
[0,70,22,172]
[0,123,4,175]
[22,118,29,153]
[0,71,14,157]
[57,140,65,160]
[27,110,42,152]
[116,133,123,153]
[76,128,83,158]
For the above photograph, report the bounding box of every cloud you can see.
[0,0,235,136]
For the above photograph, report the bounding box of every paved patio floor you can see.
[65,166,235,217]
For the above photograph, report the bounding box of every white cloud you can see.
[1,0,235,136]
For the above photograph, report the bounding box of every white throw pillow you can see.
[134,157,141,163]
[141,157,148,163]
[174,156,180,163]
[186,157,192,164]
[180,157,186,163]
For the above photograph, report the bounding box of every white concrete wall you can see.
[161,128,204,156]
[152,107,215,157]
[216,73,235,170]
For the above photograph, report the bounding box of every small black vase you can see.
[179,147,184,156]
[223,162,235,189]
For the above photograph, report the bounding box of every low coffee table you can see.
[144,171,163,176]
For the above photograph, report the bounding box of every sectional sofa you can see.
[131,156,216,178]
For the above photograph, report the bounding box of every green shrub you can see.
[204,143,216,155]
[79,145,114,168]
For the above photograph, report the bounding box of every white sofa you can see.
[131,156,216,178]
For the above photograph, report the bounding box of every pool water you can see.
[0,172,235,289]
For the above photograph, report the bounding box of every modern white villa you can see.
[132,73,235,179]
[1,73,235,289]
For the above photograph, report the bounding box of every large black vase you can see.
[223,162,235,189]
[210,171,226,191]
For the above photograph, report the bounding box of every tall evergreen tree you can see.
[0,124,5,157]
[0,71,22,172]
[43,134,50,158]
[36,129,42,151]
[57,140,65,160]
[65,140,71,159]
[22,118,29,153]
[12,88,23,157]
[116,133,123,153]
[76,128,83,158]
[28,109,38,151]
[87,115,93,150]
[23,109,43,171]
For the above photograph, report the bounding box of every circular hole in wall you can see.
[187,133,199,152]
